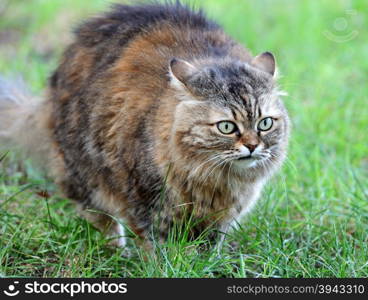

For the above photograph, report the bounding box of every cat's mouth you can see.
[237,155,253,160]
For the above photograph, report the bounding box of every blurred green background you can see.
[0,0,367,277]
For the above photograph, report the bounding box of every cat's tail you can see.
[0,76,52,165]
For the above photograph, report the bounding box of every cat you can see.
[0,2,290,250]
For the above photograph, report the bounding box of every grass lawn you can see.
[0,0,367,277]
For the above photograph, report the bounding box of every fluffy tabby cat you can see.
[0,2,290,250]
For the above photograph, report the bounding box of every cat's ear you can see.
[169,58,198,91]
[251,52,276,76]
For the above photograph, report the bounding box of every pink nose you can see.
[245,143,258,153]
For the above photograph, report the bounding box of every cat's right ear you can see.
[251,52,276,76]
[169,58,198,91]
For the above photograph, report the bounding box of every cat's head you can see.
[168,52,290,179]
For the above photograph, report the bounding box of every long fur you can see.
[0,2,289,249]
[0,77,51,165]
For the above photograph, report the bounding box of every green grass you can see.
[1,0,367,277]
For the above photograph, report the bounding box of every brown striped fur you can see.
[0,2,289,249]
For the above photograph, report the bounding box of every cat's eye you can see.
[257,117,273,131]
[217,121,238,134]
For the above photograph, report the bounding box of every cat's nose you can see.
[244,143,258,153]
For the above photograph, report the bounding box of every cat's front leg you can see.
[79,208,127,247]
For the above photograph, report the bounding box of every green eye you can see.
[217,121,237,134]
[257,117,273,131]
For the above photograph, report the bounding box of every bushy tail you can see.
[0,76,52,165]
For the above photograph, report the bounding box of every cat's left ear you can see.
[169,58,198,91]
[251,52,276,76]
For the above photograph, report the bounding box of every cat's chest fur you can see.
[165,166,264,225]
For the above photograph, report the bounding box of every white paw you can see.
[116,223,127,248]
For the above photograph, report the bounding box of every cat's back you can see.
[77,2,219,48]
[50,3,222,92]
